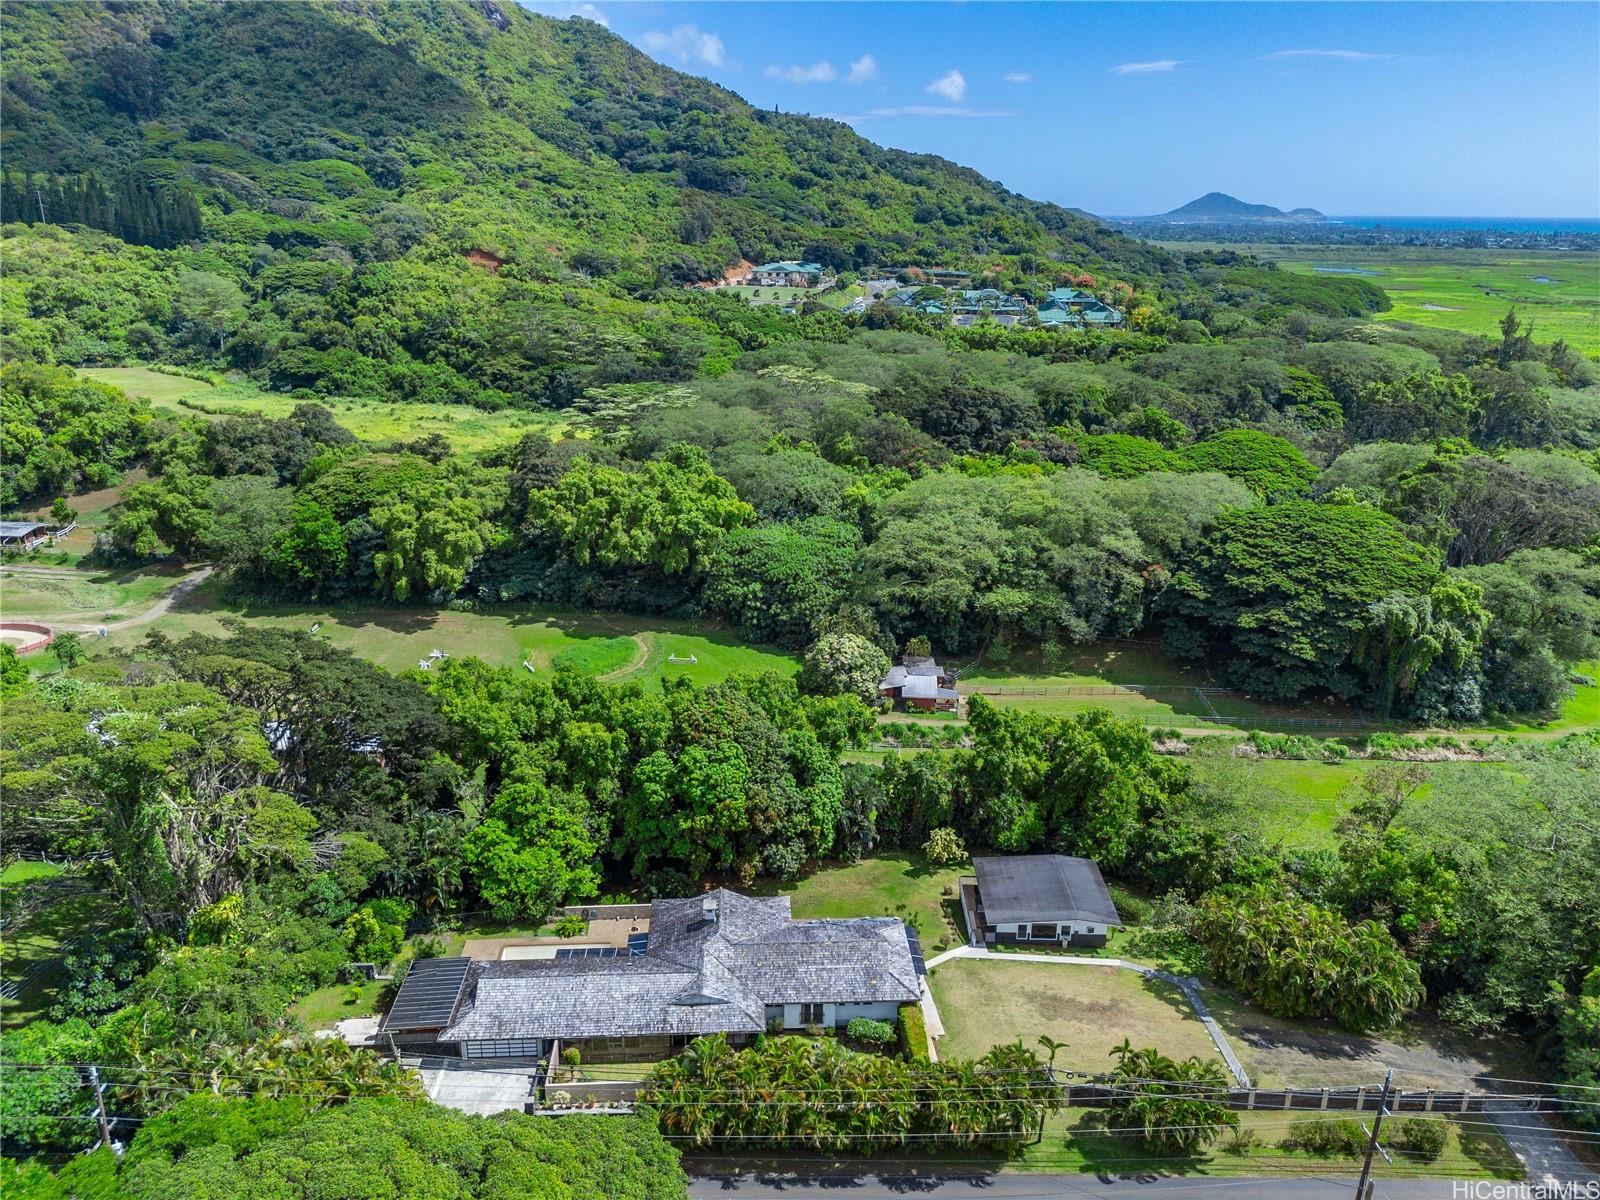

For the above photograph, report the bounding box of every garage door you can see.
[462,1038,543,1058]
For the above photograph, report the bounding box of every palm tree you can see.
[1036,1035,1068,1073]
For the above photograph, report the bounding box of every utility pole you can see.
[1355,1068,1394,1200]
[87,1065,113,1151]
[35,188,47,223]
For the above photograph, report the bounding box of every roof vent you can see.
[701,894,719,925]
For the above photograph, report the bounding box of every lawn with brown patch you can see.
[930,958,1219,1073]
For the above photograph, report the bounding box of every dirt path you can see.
[595,634,651,682]
[63,565,214,634]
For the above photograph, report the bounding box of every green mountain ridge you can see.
[1,0,1170,282]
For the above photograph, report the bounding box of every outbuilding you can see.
[0,521,52,552]
[968,855,1122,948]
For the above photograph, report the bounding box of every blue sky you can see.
[526,2,1600,217]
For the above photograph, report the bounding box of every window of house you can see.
[799,1002,824,1025]
[1032,923,1057,940]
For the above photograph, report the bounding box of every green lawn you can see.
[0,861,65,886]
[962,643,1382,732]
[1190,755,1380,848]
[1,559,190,622]
[77,366,570,452]
[289,977,390,1029]
[95,580,798,686]
[930,958,1218,1073]
[720,285,817,307]
[761,852,967,951]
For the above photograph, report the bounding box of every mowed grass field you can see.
[1174,245,1600,355]
[762,853,968,947]
[76,367,569,452]
[1,560,190,621]
[82,578,798,688]
[930,958,1219,1073]
[961,642,1383,731]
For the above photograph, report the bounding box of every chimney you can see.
[701,893,719,925]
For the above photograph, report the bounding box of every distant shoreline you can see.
[1110,214,1600,235]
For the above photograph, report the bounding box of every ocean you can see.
[1328,216,1600,234]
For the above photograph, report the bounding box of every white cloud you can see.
[766,61,837,83]
[924,69,967,101]
[824,104,1018,123]
[521,2,608,26]
[638,24,725,67]
[1003,71,1032,84]
[1261,48,1388,61]
[847,54,879,84]
[1110,59,1182,76]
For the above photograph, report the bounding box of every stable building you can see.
[0,521,52,552]
[878,656,959,711]
[968,855,1122,948]
[379,889,922,1061]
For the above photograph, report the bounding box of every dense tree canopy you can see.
[1164,500,1441,700]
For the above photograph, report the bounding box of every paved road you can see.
[686,1170,1551,1199]
[1481,1100,1597,1186]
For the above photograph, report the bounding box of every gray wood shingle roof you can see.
[438,889,920,1043]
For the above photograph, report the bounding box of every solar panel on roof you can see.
[381,957,470,1031]
[627,932,649,955]
[904,925,926,976]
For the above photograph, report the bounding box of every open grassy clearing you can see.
[2,475,143,568]
[0,881,119,1026]
[1164,245,1600,355]
[76,366,570,452]
[930,958,1218,1073]
[1004,1107,1520,1178]
[0,861,65,886]
[761,852,968,950]
[1190,755,1378,848]
[288,977,391,1030]
[962,642,1384,732]
[86,579,799,685]
[1,559,189,621]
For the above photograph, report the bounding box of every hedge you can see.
[898,1002,929,1062]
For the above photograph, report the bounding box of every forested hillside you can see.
[4,0,1600,1181]
[2,0,1185,407]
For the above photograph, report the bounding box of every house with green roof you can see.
[751,261,825,287]
[1037,287,1124,328]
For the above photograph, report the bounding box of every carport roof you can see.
[380,956,470,1032]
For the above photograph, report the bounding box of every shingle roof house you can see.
[384,890,921,1059]
[970,855,1122,949]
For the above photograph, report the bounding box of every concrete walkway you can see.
[918,979,945,1062]
[923,945,1252,1087]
